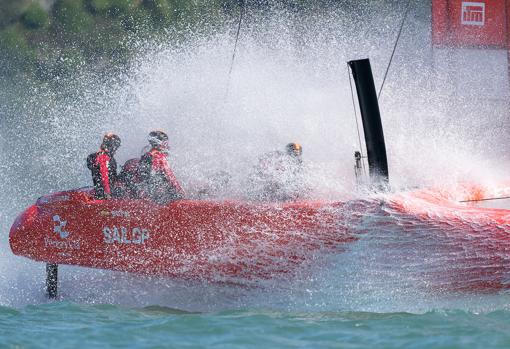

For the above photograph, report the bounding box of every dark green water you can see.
[2,302,510,349]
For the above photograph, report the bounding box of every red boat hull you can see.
[10,183,510,292]
[10,189,359,280]
[387,184,510,292]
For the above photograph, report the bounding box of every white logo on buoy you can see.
[461,2,485,26]
[53,215,70,238]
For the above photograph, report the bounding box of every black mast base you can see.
[348,59,389,185]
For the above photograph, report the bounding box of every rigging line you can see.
[225,0,246,99]
[377,0,412,100]
[347,63,367,175]
[459,196,510,203]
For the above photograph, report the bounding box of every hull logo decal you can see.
[53,215,70,238]
[99,210,130,218]
[103,226,150,244]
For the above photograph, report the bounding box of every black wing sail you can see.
[348,59,389,186]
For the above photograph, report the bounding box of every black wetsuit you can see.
[87,150,118,199]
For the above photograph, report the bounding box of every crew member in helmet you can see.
[286,142,303,163]
[247,142,306,201]
[283,142,306,199]
[87,133,121,199]
[139,130,185,204]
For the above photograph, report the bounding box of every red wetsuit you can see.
[139,148,185,202]
[87,150,118,199]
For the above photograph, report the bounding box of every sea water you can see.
[3,304,510,349]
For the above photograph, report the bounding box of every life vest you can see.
[138,148,185,203]
[87,150,117,199]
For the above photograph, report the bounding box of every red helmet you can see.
[101,133,121,153]
[148,130,169,149]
